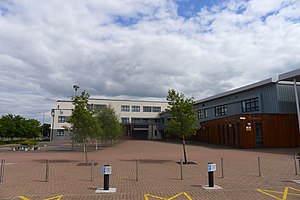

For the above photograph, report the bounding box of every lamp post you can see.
[50,109,55,142]
[73,84,80,97]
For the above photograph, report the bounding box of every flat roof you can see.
[57,98,167,103]
[278,68,300,82]
[195,68,300,104]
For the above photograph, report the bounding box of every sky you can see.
[0,0,300,123]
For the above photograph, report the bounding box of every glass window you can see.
[152,106,161,112]
[57,130,64,136]
[131,106,140,112]
[87,104,107,110]
[121,117,130,123]
[143,106,152,112]
[58,116,66,123]
[198,109,208,119]
[121,105,130,112]
[241,98,259,112]
[215,105,227,116]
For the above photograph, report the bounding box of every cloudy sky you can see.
[0,0,300,123]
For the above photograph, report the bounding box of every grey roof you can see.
[195,68,300,105]
[278,68,300,82]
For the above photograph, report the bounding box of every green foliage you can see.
[95,105,123,145]
[20,140,38,146]
[40,123,51,136]
[0,114,41,141]
[67,91,102,164]
[166,89,197,139]
[68,91,101,143]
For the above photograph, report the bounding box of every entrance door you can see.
[255,123,263,148]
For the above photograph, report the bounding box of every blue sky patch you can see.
[176,0,230,18]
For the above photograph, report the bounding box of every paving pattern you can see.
[0,140,300,199]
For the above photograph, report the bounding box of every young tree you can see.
[95,106,123,146]
[68,91,101,165]
[166,89,197,164]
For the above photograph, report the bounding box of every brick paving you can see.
[0,140,300,199]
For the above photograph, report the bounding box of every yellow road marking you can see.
[144,192,192,200]
[18,195,63,200]
[257,187,300,200]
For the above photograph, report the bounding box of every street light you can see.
[73,84,80,97]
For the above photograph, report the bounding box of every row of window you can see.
[198,98,259,119]
[121,117,160,124]
[121,105,161,113]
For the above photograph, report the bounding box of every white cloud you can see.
[0,0,300,122]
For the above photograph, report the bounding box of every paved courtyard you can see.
[0,140,300,200]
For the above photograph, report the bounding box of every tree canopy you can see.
[166,89,197,163]
[68,91,102,164]
[0,114,41,141]
[95,105,123,146]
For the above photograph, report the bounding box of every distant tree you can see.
[95,106,123,146]
[0,114,16,140]
[40,123,51,136]
[166,89,197,164]
[23,119,41,139]
[68,91,102,165]
[0,114,40,141]
[14,115,26,140]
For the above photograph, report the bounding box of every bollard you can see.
[208,162,216,187]
[0,159,5,183]
[91,160,94,181]
[294,155,298,175]
[45,160,49,182]
[136,159,139,181]
[221,158,224,178]
[102,165,112,190]
[258,157,262,177]
[180,159,183,180]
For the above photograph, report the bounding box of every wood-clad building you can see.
[194,69,300,148]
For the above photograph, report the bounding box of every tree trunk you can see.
[182,137,188,164]
[95,139,98,150]
[84,140,88,165]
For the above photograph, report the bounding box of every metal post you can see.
[221,157,224,178]
[103,164,110,190]
[258,157,262,177]
[136,159,139,181]
[293,78,300,135]
[90,160,94,181]
[180,159,183,180]
[294,155,298,175]
[0,159,5,183]
[45,160,49,182]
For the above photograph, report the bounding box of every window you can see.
[198,109,208,119]
[121,117,130,123]
[215,105,227,117]
[58,116,66,123]
[121,105,130,112]
[87,104,107,110]
[152,106,161,112]
[131,106,140,112]
[143,106,152,112]
[242,98,259,112]
[57,130,64,136]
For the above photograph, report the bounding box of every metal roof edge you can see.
[195,78,274,104]
[278,68,300,81]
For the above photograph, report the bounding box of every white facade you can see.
[50,98,168,142]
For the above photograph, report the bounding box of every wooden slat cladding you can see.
[195,114,300,148]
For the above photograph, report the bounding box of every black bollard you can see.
[102,165,112,190]
[208,162,216,187]
[104,174,109,190]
